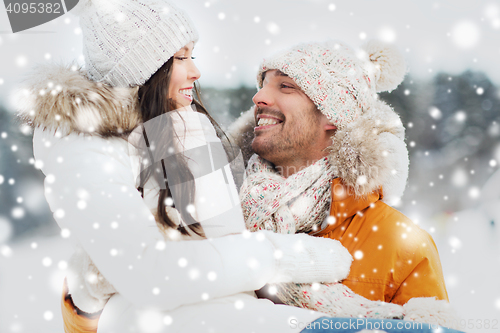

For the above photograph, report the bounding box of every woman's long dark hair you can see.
[137,58,226,237]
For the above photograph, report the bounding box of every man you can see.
[231,39,449,306]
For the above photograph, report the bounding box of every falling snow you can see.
[354,250,363,260]
[451,21,481,49]
[1,1,500,332]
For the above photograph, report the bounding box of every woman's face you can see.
[168,42,201,108]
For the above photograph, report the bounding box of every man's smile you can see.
[255,114,284,131]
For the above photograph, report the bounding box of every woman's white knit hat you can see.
[257,40,406,129]
[72,0,198,87]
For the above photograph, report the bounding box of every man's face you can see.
[251,70,334,169]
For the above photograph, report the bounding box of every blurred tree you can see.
[380,71,500,218]
[200,85,257,128]
[0,104,56,242]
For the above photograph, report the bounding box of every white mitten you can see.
[403,297,462,330]
[276,282,405,319]
[260,231,352,284]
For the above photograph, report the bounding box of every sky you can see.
[0,0,500,107]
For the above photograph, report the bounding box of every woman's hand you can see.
[260,231,353,284]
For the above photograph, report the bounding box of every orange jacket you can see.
[62,279,99,333]
[314,179,449,305]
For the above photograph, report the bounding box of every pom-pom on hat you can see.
[72,0,198,87]
[257,40,406,129]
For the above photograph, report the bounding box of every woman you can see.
[17,0,349,331]
[16,0,463,332]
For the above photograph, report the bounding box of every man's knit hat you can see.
[72,0,198,87]
[257,40,406,129]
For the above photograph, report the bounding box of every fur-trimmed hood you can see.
[228,102,409,204]
[16,63,142,138]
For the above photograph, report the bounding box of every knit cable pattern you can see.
[74,0,198,87]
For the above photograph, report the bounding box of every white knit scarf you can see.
[240,154,334,234]
[240,154,406,319]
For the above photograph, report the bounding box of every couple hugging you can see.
[16,0,462,332]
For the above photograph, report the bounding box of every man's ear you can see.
[319,112,337,132]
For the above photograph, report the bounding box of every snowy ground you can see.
[0,210,499,333]
[0,233,72,333]
[433,208,500,333]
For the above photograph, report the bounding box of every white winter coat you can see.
[19,64,327,333]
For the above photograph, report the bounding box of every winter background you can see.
[0,0,499,332]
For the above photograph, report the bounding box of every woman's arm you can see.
[34,129,351,311]
[34,129,274,310]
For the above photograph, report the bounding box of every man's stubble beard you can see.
[252,106,321,166]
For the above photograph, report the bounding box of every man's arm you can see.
[391,235,449,304]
